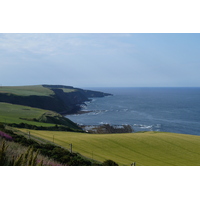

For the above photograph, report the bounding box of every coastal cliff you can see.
[0,85,111,114]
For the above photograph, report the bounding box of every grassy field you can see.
[18,129,200,166]
[0,85,76,96]
[0,102,55,126]
[0,85,54,96]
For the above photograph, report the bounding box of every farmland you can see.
[18,129,200,166]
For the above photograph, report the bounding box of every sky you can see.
[0,33,200,87]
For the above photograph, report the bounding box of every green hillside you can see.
[18,129,200,166]
[0,102,49,125]
[0,102,80,130]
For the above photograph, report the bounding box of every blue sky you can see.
[0,33,200,87]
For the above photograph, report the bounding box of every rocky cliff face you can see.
[51,88,89,114]
[0,93,65,112]
[80,89,111,98]
[42,85,112,114]
[49,86,112,114]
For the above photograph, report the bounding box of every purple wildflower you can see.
[0,131,13,141]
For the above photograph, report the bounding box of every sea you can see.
[66,87,200,136]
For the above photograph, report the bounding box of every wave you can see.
[133,124,161,131]
[99,121,109,125]
[87,109,109,115]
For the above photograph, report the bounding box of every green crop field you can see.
[18,129,200,166]
[0,85,54,96]
[0,102,55,126]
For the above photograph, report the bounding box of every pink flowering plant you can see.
[0,131,13,141]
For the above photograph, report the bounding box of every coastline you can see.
[59,90,112,116]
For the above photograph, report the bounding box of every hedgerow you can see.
[8,123,83,132]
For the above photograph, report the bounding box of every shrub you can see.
[102,159,118,166]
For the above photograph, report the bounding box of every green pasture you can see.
[0,102,54,126]
[19,129,200,166]
[0,85,54,96]
[0,85,76,96]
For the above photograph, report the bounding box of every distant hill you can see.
[0,85,112,114]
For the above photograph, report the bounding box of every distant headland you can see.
[0,84,112,115]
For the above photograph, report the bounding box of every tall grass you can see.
[0,140,8,165]
[0,137,64,166]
